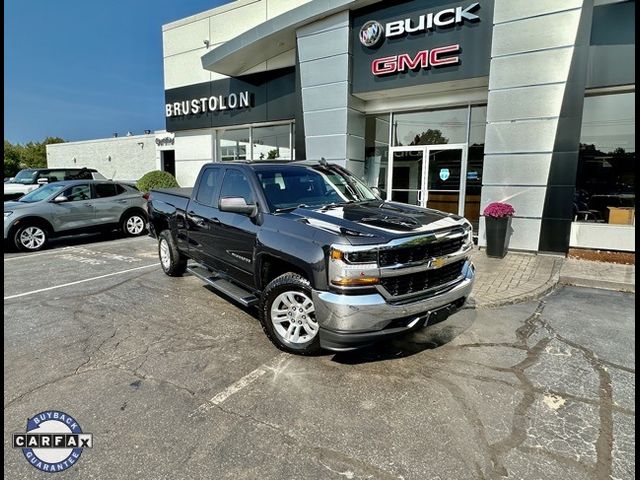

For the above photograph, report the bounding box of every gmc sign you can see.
[372,44,460,76]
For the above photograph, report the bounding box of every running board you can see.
[187,265,258,307]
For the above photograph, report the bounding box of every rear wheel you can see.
[122,211,146,236]
[14,224,48,252]
[260,273,322,355]
[158,230,187,276]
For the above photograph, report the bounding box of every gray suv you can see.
[4,180,147,251]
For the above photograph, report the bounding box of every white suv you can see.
[4,168,106,201]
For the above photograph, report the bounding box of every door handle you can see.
[187,211,206,227]
[83,203,93,207]
[210,217,221,225]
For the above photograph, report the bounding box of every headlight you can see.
[329,246,380,287]
[330,248,378,264]
[463,221,473,245]
[4,211,13,219]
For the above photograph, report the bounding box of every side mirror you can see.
[53,196,69,203]
[371,186,382,198]
[37,178,49,186]
[219,197,257,216]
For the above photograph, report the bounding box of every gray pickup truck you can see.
[147,160,475,355]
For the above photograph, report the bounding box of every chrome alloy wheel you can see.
[19,226,46,250]
[270,291,318,344]
[126,215,145,235]
[159,238,171,270]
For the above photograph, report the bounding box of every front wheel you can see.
[260,273,322,355]
[122,211,147,237]
[158,230,187,276]
[14,224,48,252]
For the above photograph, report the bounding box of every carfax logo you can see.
[12,410,93,473]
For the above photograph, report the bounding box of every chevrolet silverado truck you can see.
[147,161,475,355]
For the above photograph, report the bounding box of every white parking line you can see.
[189,352,291,417]
[3,264,157,300]
[4,236,154,262]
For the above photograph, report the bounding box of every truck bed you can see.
[152,187,193,198]
[148,188,192,214]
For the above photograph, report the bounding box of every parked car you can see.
[147,161,475,354]
[4,180,147,251]
[4,168,106,201]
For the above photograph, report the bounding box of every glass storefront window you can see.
[364,115,390,192]
[218,123,294,161]
[252,124,292,160]
[392,107,468,146]
[220,128,250,161]
[575,91,635,225]
[464,105,487,231]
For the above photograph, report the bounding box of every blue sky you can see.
[4,0,231,144]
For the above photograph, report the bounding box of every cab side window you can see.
[61,184,92,201]
[195,168,222,206]
[219,169,255,206]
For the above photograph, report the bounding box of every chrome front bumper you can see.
[312,260,474,334]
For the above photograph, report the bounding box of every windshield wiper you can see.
[275,203,311,213]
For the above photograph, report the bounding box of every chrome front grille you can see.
[379,260,466,298]
[378,232,465,268]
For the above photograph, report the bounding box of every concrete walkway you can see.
[469,247,635,307]
[559,257,635,293]
[469,248,563,308]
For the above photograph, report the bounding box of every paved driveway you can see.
[3,236,635,479]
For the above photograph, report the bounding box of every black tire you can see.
[121,211,147,237]
[259,273,322,355]
[158,230,187,277]
[13,223,49,252]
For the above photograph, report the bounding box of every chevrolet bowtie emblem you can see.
[431,257,446,268]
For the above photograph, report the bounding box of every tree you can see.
[267,148,280,160]
[21,137,65,169]
[3,137,66,177]
[408,129,448,146]
[4,140,23,177]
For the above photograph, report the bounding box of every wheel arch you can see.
[8,216,55,238]
[119,206,148,225]
[258,253,313,291]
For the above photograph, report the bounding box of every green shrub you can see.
[136,170,179,193]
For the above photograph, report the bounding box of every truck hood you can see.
[4,183,34,195]
[289,201,465,245]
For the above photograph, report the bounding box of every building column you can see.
[296,11,366,176]
[479,0,594,252]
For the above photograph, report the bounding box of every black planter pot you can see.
[485,216,511,258]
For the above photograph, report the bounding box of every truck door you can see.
[186,166,224,268]
[212,168,259,288]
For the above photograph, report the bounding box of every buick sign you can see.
[361,3,480,49]
[359,20,384,47]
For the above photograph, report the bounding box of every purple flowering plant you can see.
[483,202,515,218]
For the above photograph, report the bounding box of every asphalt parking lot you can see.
[4,235,635,479]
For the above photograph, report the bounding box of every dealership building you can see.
[49,0,636,254]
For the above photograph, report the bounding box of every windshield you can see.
[254,165,378,212]
[12,170,38,185]
[18,184,65,203]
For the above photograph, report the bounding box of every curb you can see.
[558,276,635,293]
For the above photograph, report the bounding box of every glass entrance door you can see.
[387,147,427,207]
[425,144,466,216]
[387,144,467,215]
